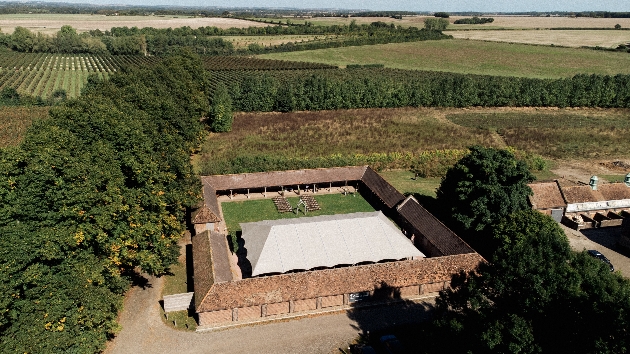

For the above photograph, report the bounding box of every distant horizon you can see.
[3,0,630,13]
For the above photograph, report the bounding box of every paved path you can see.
[105,274,435,354]
[562,224,630,278]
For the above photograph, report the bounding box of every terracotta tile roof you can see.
[191,206,221,224]
[202,166,368,191]
[598,183,630,201]
[397,197,474,256]
[528,182,566,209]
[361,167,406,208]
[562,185,605,204]
[209,231,233,283]
[192,231,214,309]
[196,253,483,312]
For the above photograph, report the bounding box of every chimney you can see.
[589,175,598,190]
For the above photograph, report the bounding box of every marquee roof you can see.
[240,211,424,276]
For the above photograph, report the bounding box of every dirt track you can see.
[105,274,435,354]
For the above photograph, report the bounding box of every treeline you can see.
[575,11,630,18]
[454,17,495,24]
[212,69,630,116]
[1,23,449,56]
[0,52,207,352]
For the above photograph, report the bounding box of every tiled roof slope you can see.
[202,166,368,191]
[196,253,483,312]
[562,185,605,204]
[528,182,566,209]
[598,183,630,201]
[192,231,214,309]
[397,197,474,256]
[361,167,405,208]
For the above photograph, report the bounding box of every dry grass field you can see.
[450,16,630,29]
[221,34,334,48]
[276,15,630,30]
[0,106,49,148]
[195,107,630,177]
[448,30,630,48]
[0,14,267,34]
[260,39,630,78]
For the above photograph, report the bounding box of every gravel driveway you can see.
[561,224,630,278]
[105,274,435,354]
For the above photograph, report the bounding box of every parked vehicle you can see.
[587,250,614,272]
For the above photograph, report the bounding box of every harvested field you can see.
[448,30,630,48]
[265,15,630,30]
[0,14,267,35]
[259,39,630,78]
[449,16,630,29]
[0,106,49,148]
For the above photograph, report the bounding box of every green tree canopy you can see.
[209,82,234,132]
[424,18,449,31]
[436,146,534,239]
[427,210,630,354]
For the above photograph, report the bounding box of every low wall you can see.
[196,253,482,326]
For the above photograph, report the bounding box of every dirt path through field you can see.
[551,159,630,184]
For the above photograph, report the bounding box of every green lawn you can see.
[378,170,441,197]
[162,260,189,296]
[258,39,630,79]
[222,193,376,234]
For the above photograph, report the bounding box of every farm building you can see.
[187,166,482,329]
[528,174,630,230]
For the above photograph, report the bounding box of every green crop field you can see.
[0,53,161,98]
[258,39,630,78]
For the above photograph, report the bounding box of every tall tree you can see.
[209,82,233,132]
[426,210,630,354]
[436,146,534,244]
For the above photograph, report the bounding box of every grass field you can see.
[378,170,442,197]
[446,109,630,159]
[258,39,630,78]
[222,193,376,235]
[448,30,630,48]
[0,106,49,148]
[196,107,630,177]
[195,108,494,174]
[0,14,267,34]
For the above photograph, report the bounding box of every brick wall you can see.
[198,253,482,313]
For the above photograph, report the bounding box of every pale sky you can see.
[32,0,630,12]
